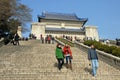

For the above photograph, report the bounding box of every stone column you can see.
[17,26,22,38]
[85,26,99,41]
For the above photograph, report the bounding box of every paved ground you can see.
[0,40,120,80]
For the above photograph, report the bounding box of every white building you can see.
[31,12,99,41]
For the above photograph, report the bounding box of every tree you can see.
[0,0,32,33]
[0,0,12,31]
[8,19,21,34]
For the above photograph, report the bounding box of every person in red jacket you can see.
[47,36,51,44]
[63,44,73,70]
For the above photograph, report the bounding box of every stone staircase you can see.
[0,40,120,80]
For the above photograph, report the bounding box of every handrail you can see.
[74,41,120,70]
[75,41,120,60]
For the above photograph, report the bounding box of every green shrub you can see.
[97,44,104,51]
[56,38,74,47]
[84,40,120,57]
[84,40,95,46]
[109,46,117,54]
[93,41,101,49]
[112,48,120,57]
[102,45,112,53]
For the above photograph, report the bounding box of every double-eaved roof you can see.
[38,12,88,22]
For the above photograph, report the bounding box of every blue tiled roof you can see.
[38,12,88,22]
[45,28,85,33]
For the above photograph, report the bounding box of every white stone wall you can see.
[31,22,99,41]
[31,22,84,39]
[31,22,45,39]
[85,26,99,41]
[17,26,22,38]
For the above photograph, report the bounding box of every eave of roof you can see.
[39,17,87,22]
[38,12,88,22]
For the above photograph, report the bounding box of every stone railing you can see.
[55,38,65,46]
[55,38,120,70]
[0,38,4,47]
[74,41,120,70]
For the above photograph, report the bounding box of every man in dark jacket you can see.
[14,33,20,45]
[88,45,99,76]
[51,37,55,44]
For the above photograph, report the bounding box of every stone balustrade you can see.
[55,38,120,70]
[55,38,65,46]
[74,41,120,70]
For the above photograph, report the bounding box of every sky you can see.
[21,0,120,40]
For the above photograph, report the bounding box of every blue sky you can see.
[21,0,120,40]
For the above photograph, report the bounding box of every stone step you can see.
[0,40,119,80]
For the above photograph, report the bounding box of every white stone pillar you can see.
[17,26,22,38]
[85,26,99,41]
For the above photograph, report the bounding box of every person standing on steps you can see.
[45,36,47,44]
[63,44,73,70]
[88,44,99,76]
[55,43,64,70]
[47,35,51,44]
[51,37,55,44]
[14,33,20,45]
[41,37,44,44]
